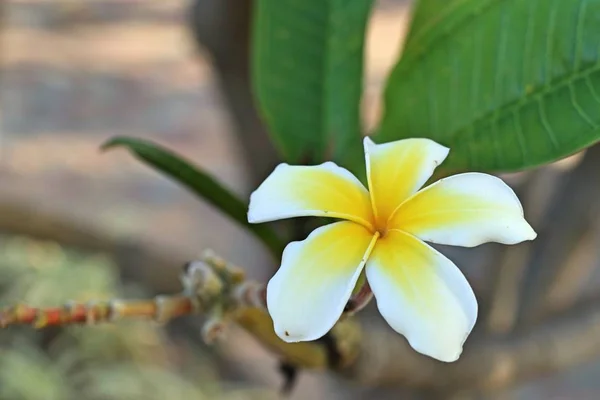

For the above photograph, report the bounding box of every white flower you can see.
[248,137,536,362]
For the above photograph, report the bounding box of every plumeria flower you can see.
[247,137,536,362]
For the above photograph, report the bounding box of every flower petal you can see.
[366,229,477,362]
[267,221,378,343]
[248,162,374,229]
[389,172,537,247]
[364,137,449,228]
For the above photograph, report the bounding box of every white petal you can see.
[390,172,537,247]
[366,229,477,362]
[267,221,377,342]
[364,137,449,228]
[248,162,374,229]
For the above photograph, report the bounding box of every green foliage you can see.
[252,0,373,172]
[0,236,272,400]
[378,0,600,173]
[102,137,284,257]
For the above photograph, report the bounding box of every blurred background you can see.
[2,0,600,399]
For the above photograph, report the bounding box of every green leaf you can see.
[378,0,600,173]
[101,137,284,257]
[252,0,373,172]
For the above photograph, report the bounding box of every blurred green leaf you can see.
[378,0,600,173]
[0,345,72,400]
[252,0,373,172]
[102,137,284,257]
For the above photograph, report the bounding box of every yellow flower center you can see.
[370,211,390,239]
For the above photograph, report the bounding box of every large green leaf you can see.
[102,137,284,257]
[378,0,600,173]
[252,0,373,171]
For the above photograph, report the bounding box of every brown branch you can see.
[188,0,279,186]
[0,248,359,372]
[0,197,187,294]
[0,198,118,253]
[518,145,600,325]
[0,295,194,328]
[484,172,538,334]
[345,299,600,394]
[544,222,600,312]
[484,243,531,334]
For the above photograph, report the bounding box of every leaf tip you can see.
[100,138,119,152]
[100,136,135,153]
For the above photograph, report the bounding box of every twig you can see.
[0,295,194,328]
[344,281,373,316]
[0,249,361,373]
